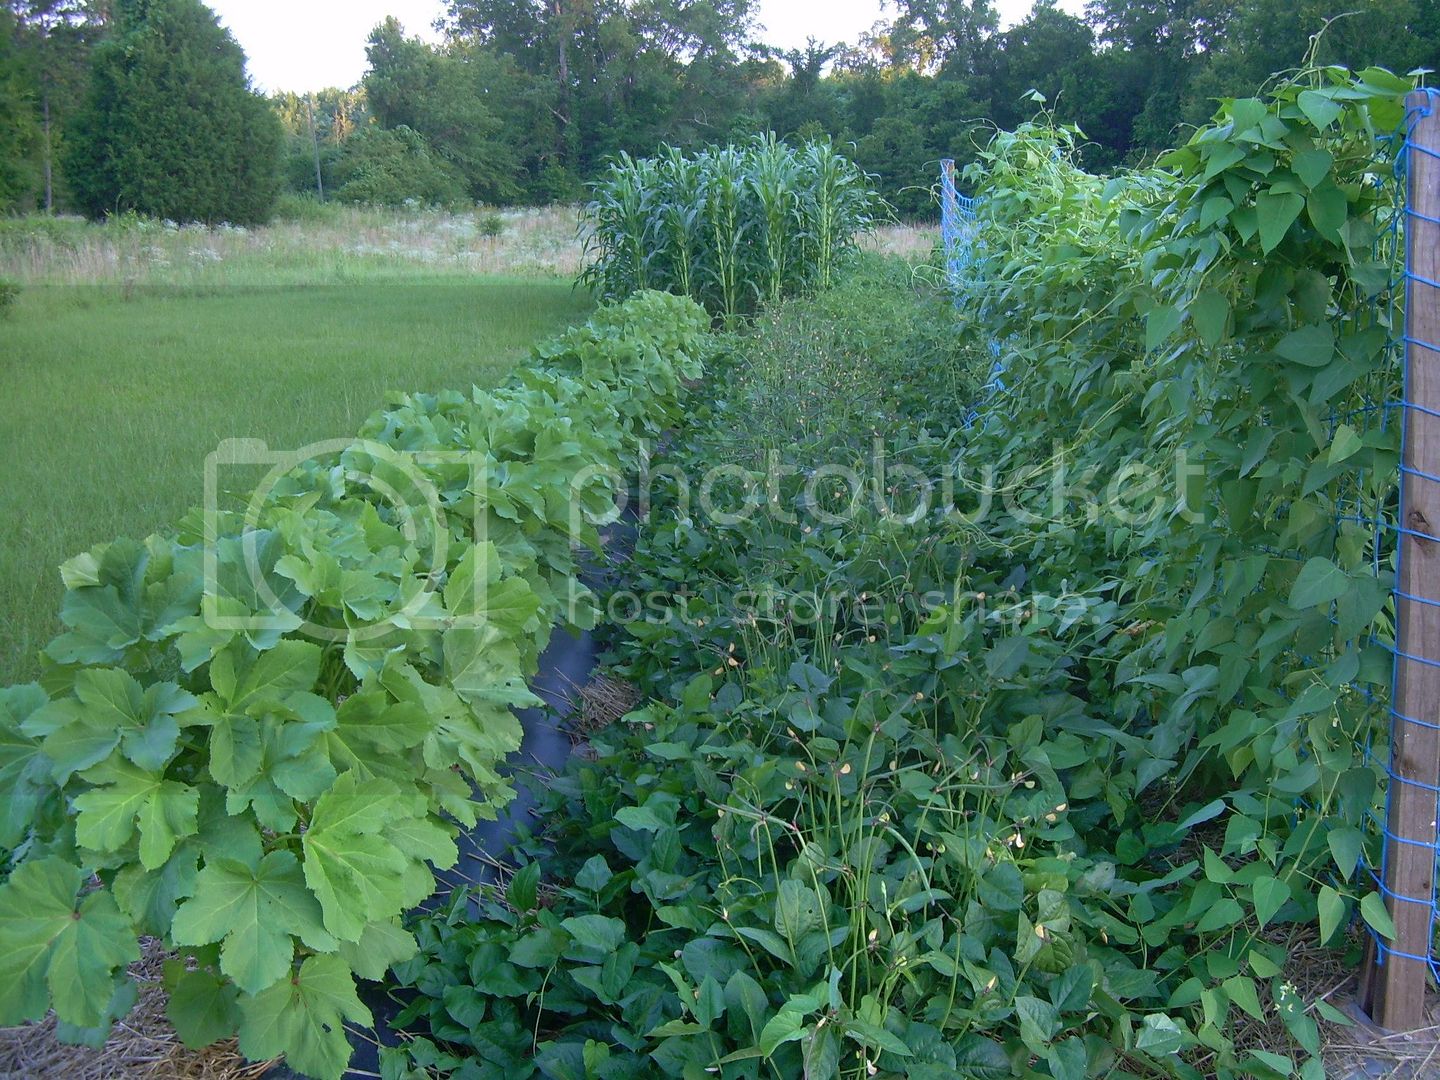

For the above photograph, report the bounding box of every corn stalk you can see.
[582,137,881,316]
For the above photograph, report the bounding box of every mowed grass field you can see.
[0,271,592,685]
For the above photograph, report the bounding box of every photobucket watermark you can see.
[593,581,1110,635]
[201,433,1206,644]
[569,438,1208,535]
[203,437,491,642]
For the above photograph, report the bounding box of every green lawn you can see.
[0,276,592,685]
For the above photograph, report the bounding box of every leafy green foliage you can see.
[361,18,522,206]
[942,65,1405,1073]
[9,0,1440,217]
[397,68,1412,1080]
[237,954,374,1079]
[581,136,883,319]
[0,290,711,1079]
[332,125,468,209]
[0,857,140,1029]
[395,264,1140,1077]
[0,7,39,213]
[64,0,282,225]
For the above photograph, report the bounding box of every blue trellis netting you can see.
[940,159,1005,431]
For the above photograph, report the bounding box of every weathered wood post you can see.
[1360,88,1440,1032]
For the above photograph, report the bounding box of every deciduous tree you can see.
[0,7,39,210]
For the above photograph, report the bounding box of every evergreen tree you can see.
[66,0,281,224]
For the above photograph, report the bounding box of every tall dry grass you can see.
[0,204,935,290]
[0,205,590,288]
[861,222,939,260]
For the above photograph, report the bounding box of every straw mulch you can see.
[1218,925,1440,1079]
[0,941,275,1080]
[574,673,642,737]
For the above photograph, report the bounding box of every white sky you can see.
[207,0,1084,94]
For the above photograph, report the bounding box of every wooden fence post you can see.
[1359,89,1440,1032]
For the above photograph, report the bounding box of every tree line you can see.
[3,0,1439,222]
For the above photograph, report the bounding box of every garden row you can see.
[0,289,711,1080]
[386,67,1414,1080]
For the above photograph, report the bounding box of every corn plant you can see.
[582,137,881,318]
[655,145,706,302]
[803,136,879,289]
[580,151,659,297]
[702,144,749,318]
[749,133,803,304]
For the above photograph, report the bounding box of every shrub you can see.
[333,126,467,209]
[0,278,18,314]
[0,214,92,253]
[280,137,342,202]
[271,192,343,225]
